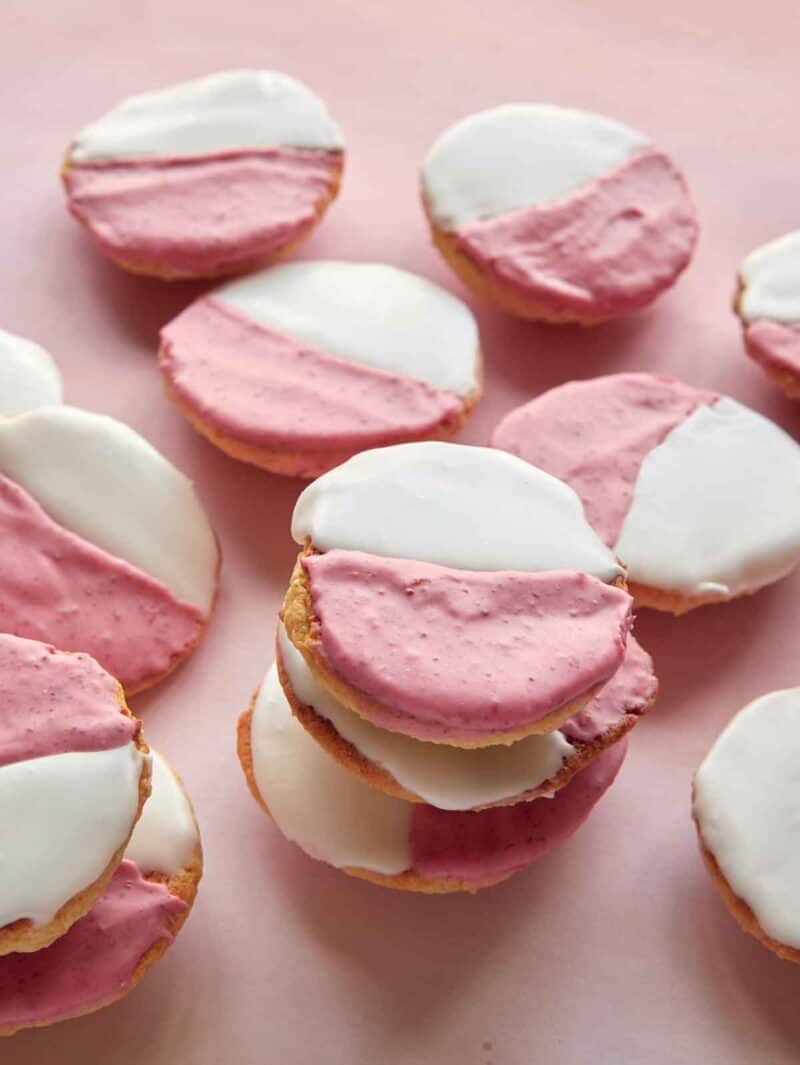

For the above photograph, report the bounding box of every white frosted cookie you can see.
[421,104,698,322]
[159,261,482,477]
[0,328,62,417]
[0,633,150,956]
[0,405,220,693]
[62,69,345,279]
[736,231,800,399]
[0,748,202,1035]
[492,373,800,612]
[693,688,800,962]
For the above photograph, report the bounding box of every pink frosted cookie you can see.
[238,657,626,893]
[62,70,344,280]
[421,104,698,323]
[0,749,202,1035]
[0,633,150,957]
[492,373,800,612]
[283,441,634,745]
[693,689,800,963]
[0,328,62,417]
[735,231,800,399]
[276,620,655,809]
[159,261,482,477]
[0,405,220,694]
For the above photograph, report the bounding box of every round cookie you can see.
[0,749,202,1035]
[0,328,62,417]
[159,261,482,477]
[238,660,627,893]
[277,621,655,809]
[62,69,344,280]
[0,633,150,956]
[492,373,800,612]
[421,104,698,323]
[0,405,220,694]
[693,688,800,963]
[735,231,800,399]
[284,441,633,746]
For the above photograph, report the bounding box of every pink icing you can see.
[64,147,340,276]
[744,320,800,377]
[454,148,698,319]
[160,296,464,455]
[0,474,204,692]
[0,861,185,1031]
[411,740,626,883]
[0,632,135,768]
[303,550,632,740]
[561,636,655,744]
[491,373,719,546]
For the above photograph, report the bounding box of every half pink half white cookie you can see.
[159,262,482,477]
[0,406,220,693]
[62,70,344,279]
[421,104,698,322]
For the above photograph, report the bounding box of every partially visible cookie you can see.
[0,749,202,1035]
[0,328,62,417]
[693,688,800,962]
[736,231,800,399]
[159,261,482,477]
[238,660,627,893]
[0,634,150,956]
[62,69,344,279]
[421,104,697,322]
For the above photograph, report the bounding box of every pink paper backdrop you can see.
[3,1,800,1062]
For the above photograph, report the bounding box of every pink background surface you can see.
[4,1,800,1062]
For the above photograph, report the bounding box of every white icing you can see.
[0,328,62,417]
[422,104,649,228]
[0,743,144,927]
[70,69,344,162]
[216,261,479,396]
[0,406,218,612]
[250,664,412,875]
[292,441,622,581]
[278,625,573,811]
[694,688,800,948]
[615,398,800,597]
[739,230,800,323]
[125,751,199,876]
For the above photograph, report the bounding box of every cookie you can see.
[62,70,344,280]
[0,634,150,956]
[735,231,800,399]
[159,261,482,477]
[421,104,698,322]
[277,621,655,809]
[238,659,627,893]
[283,441,632,746]
[0,328,62,417]
[0,405,220,694]
[492,373,800,612]
[0,749,202,1035]
[693,688,800,963]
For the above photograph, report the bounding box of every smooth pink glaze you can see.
[304,550,632,739]
[160,296,464,453]
[491,373,718,546]
[0,632,134,768]
[454,148,698,318]
[744,320,800,377]
[561,636,655,744]
[0,861,185,1030]
[0,475,204,692]
[64,147,340,275]
[411,740,626,882]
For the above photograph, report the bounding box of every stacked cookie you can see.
[238,442,657,892]
[0,633,202,1035]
